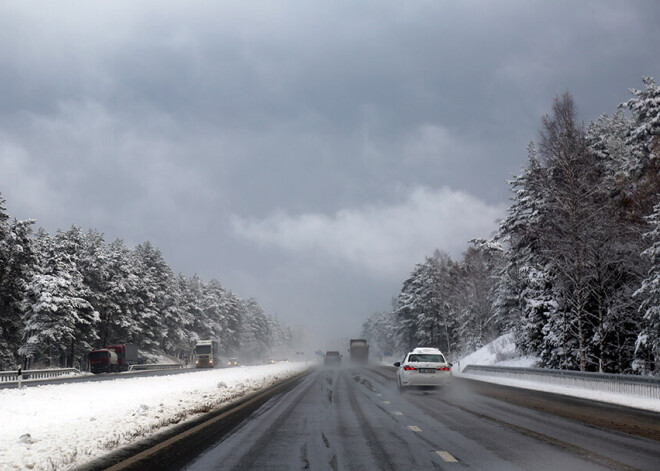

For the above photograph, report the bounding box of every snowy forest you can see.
[362,77,660,375]
[0,211,294,370]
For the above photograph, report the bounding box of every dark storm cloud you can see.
[1,0,659,339]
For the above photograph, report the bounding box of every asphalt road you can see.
[182,365,660,471]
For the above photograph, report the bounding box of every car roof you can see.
[410,347,444,355]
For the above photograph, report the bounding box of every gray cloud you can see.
[1,0,659,342]
[231,186,505,278]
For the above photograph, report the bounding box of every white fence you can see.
[461,365,660,400]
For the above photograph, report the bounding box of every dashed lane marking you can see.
[408,425,422,432]
[383,401,391,404]
[394,411,403,416]
[435,451,458,462]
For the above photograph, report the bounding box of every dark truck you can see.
[89,344,139,374]
[349,339,369,364]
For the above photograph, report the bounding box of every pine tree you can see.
[20,229,98,368]
[131,241,174,352]
[496,144,559,362]
[361,311,397,357]
[635,203,660,374]
[239,298,271,362]
[0,194,36,369]
[99,238,140,347]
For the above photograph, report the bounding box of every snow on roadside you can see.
[454,332,538,373]
[454,333,660,413]
[458,373,660,413]
[0,362,308,471]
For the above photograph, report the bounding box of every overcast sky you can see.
[1,1,659,347]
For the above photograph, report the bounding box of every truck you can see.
[194,340,220,368]
[349,339,369,364]
[89,344,139,374]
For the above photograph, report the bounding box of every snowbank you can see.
[454,334,659,412]
[454,332,538,372]
[1,362,308,470]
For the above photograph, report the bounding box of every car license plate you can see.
[419,368,435,374]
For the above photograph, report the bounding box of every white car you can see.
[394,347,452,392]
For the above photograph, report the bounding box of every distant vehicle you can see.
[227,358,239,367]
[89,344,139,374]
[324,351,342,366]
[393,347,452,392]
[195,340,219,368]
[349,339,369,364]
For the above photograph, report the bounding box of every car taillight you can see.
[437,367,450,371]
[403,365,416,371]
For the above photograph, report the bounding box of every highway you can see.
[180,365,660,471]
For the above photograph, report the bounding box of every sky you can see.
[1,1,659,345]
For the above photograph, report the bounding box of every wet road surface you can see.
[182,365,660,470]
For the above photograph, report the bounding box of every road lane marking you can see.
[383,401,391,404]
[376,393,382,397]
[394,411,403,416]
[408,425,422,432]
[441,400,640,471]
[436,451,458,462]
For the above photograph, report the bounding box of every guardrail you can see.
[128,363,184,372]
[0,368,81,382]
[461,365,660,399]
[1,363,184,384]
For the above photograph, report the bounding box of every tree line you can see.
[0,211,293,370]
[362,77,660,374]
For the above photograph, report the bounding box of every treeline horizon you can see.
[0,205,294,370]
[362,77,660,375]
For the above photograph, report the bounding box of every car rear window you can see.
[326,351,340,357]
[408,354,446,363]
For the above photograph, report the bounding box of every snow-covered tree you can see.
[0,194,36,369]
[20,229,99,368]
[455,246,498,352]
[625,77,660,170]
[361,310,397,357]
[131,241,174,352]
[635,203,660,374]
[496,144,558,360]
[239,298,272,362]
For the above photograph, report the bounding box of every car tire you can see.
[397,379,406,394]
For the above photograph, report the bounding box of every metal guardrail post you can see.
[18,367,22,389]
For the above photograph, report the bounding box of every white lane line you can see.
[408,425,422,432]
[376,393,383,397]
[435,451,458,462]
[394,411,403,416]
[383,400,391,404]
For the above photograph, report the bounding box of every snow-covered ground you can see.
[454,333,660,413]
[454,332,539,372]
[1,362,308,471]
